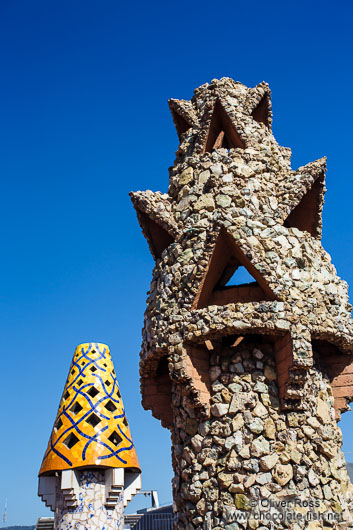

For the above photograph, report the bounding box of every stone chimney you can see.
[130,77,353,529]
[38,342,141,529]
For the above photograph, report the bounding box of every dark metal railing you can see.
[129,512,175,530]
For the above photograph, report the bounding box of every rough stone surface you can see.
[131,77,353,529]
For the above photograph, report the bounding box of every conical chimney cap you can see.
[39,343,140,476]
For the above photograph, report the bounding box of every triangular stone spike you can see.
[168,99,198,141]
[281,157,326,238]
[246,82,273,129]
[130,190,177,259]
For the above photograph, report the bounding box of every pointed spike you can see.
[168,99,198,142]
[246,83,272,129]
[130,191,177,260]
[251,94,271,128]
[282,157,326,238]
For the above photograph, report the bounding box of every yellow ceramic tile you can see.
[39,343,140,475]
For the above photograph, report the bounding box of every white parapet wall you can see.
[38,476,57,511]
[123,472,142,507]
[39,467,141,530]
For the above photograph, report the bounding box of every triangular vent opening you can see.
[284,176,323,237]
[224,266,256,287]
[194,229,276,309]
[204,99,245,153]
[251,95,270,127]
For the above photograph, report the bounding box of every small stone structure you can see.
[38,342,141,530]
[130,77,353,529]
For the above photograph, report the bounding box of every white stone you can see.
[211,403,229,417]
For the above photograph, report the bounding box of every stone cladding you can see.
[130,77,353,529]
[171,337,353,529]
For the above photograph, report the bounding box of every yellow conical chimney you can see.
[39,343,140,476]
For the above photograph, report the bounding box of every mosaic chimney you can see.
[38,342,141,530]
[130,77,353,529]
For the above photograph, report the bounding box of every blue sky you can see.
[0,0,352,525]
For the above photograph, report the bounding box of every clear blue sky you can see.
[0,0,352,525]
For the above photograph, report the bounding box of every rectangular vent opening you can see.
[63,432,79,449]
[108,430,122,447]
[87,387,99,398]
[55,417,63,431]
[71,402,83,415]
[86,413,101,428]
[104,400,117,412]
